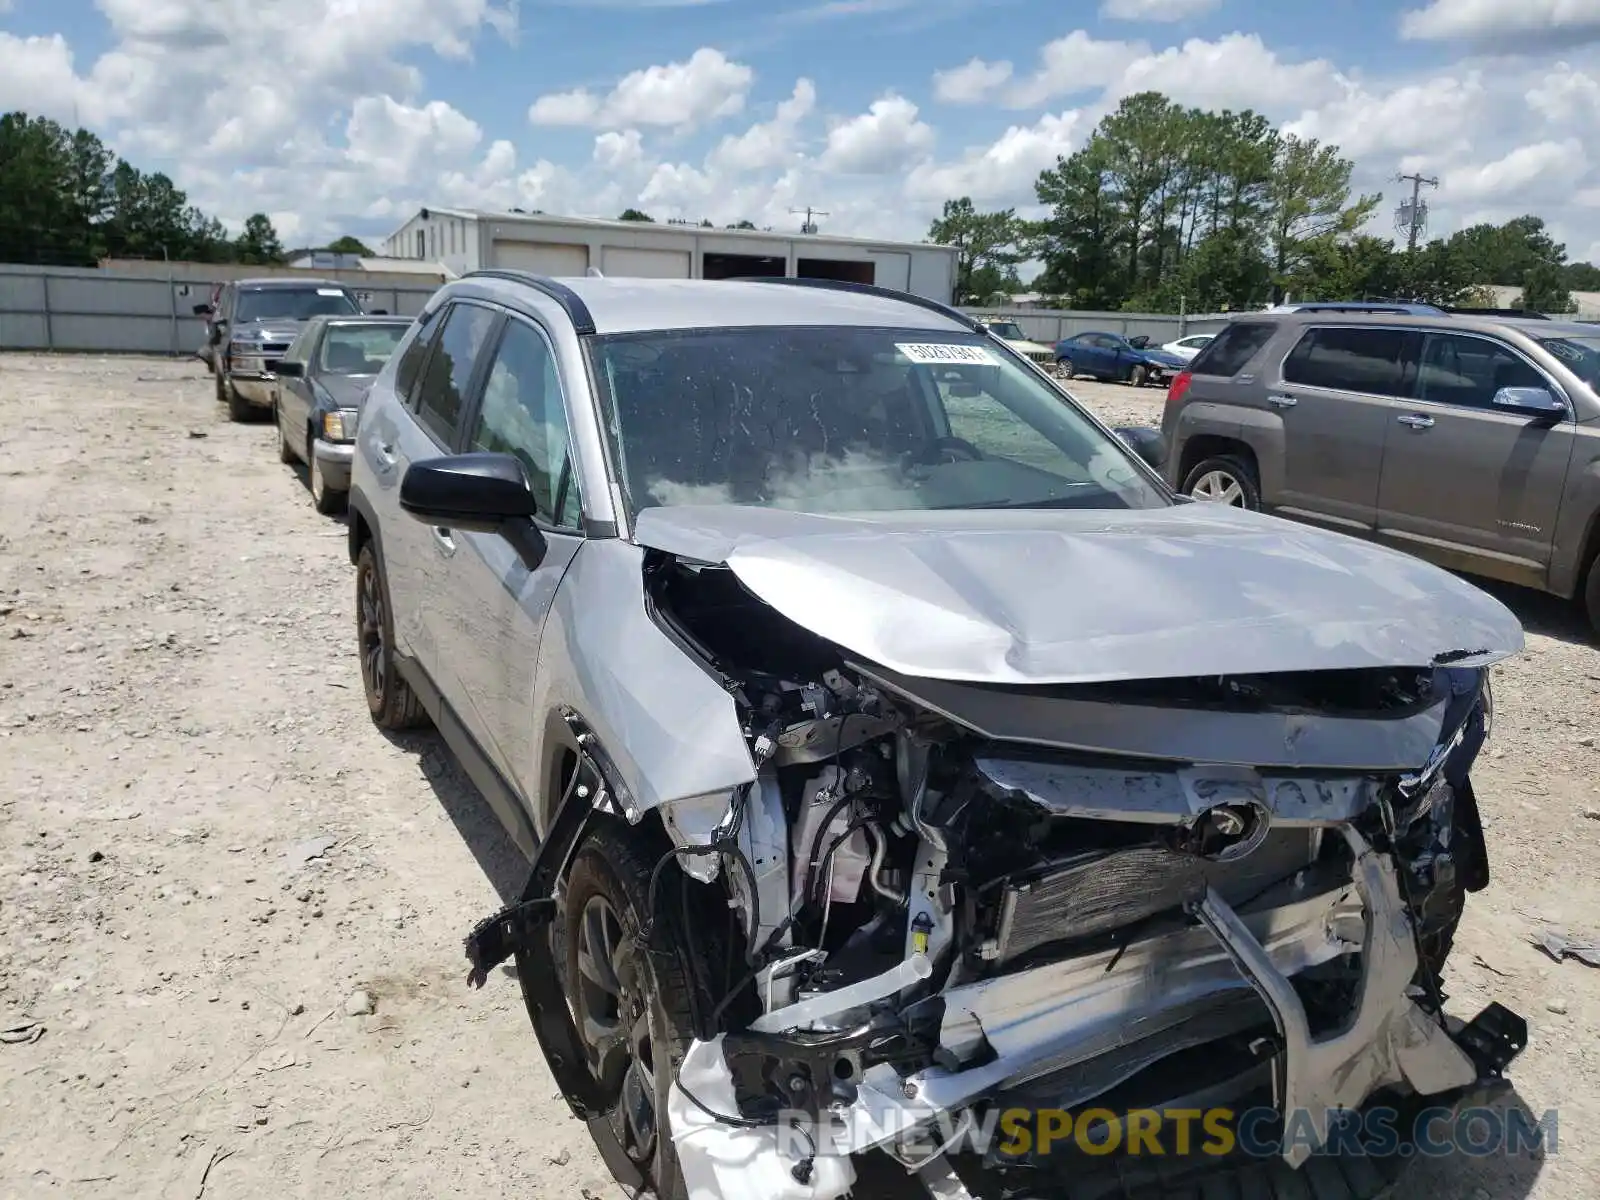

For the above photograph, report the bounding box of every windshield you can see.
[1536,333,1600,390]
[987,321,1026,340]
[319,324,406,374]
[590,326,1167,519]
[236,287,359,323]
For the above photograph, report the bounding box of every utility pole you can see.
[1395,172,1438,253]
[789,205,828,234]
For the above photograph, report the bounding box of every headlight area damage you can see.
[464,513,1530,1200]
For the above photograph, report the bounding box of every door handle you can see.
[431,526,456,555]
[1397,413,1434,429]
[1267,394,1297,408]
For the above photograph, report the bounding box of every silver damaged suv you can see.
[345,272,1530,1200]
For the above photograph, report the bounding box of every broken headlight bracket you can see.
[722,1016,935,1123]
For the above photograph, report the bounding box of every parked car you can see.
[1052,330,1186,386]
[271,314,414,513]
[1160,332,1214,361]
[973,316,1055,367]
[345,272,1525,1200]
[194,278,376,422]
[1162,311,1600,633]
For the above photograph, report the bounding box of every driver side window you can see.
[468,319,582,530]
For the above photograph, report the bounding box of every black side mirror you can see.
[276,360,304,378]
[1113,425,1166,470]
[369,308,389,315]
[400,452,547,566]
[192,303,214,316]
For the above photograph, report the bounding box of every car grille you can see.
[1025,349,1053,364]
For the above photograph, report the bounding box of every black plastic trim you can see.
[460,270,597,335]
[727,275,984,333]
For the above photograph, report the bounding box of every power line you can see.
[1395,172,1439,253]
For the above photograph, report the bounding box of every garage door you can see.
[601,246,692,279]
[492,240,590,275]
[870,252,911,292]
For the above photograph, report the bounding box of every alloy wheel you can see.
[1190,469,1247,506]
[357,560,386,701]
[574,894,659,1166]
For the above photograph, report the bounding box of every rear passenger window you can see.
[1282,328,1408,395]
[1414,333,1547,409]
[392,309,440,404]
[1191,323,1274,376]
[413,302,498,446]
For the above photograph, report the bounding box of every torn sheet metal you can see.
[1531,925,1600,967]
[631,503,1524,685]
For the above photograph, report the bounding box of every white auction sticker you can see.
[317,288,344,296]
[896,342,999,366]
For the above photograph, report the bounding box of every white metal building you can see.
[377,208,960,303]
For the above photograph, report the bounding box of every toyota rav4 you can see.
[343,271,1528,1200]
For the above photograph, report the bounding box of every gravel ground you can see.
[1,354,1597,1200]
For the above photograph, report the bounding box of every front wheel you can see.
[1181,455,1261,510]
[310,452,345,515]
[226,379,254,423]
[1054,357,1075,380]
[277,409,298,464]
[1129,363,1148,388]
[563,828,700,1200]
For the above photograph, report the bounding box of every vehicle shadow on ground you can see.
[1398,1085,1549,1199]
[1470,578,1595,649]
[379,727,529,905]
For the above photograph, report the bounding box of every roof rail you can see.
[459,269,595,334]
[728,276,984,333]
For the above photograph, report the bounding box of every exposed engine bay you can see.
[632,554,1526,1198]
[463,541,1529,1200]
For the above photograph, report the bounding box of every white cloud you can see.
[1101,0,1219,20]
[594,129,646,169]
[1526,62,1600,122]
[0,34,89,117]
[1444,139,1587,202]
[819,94,935,174]
[1401,0,1600,45]
[907,112,1081,204]
[1111,34,1344,112]
[932,58,1014,104]
[706,78,816,172]
[528,47,752,130]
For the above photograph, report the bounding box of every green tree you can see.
[1262,135,1380,301]
[326,235,374,255]
[618,208,654,222]
[235,213,286,265]
[1516,262,1573,313]
[927,197,1027,304]
[1034,140,1125,310]
[1563,261,1600,290]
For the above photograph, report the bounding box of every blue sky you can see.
[3,0,1598,258]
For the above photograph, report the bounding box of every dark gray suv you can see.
[1161,312,1600,634]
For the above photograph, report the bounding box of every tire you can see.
[562,826,700,1200]
[226,379,254,423]
[1055,357,1075,380]
[1129,363,1148,388]
[1583,554,1600,639]
[354,541,428,730]
[1182,455,1261,510]
[214,367,226,403]
[310,451,345,515]
[276,409,298,464]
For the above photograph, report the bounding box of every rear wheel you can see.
[1182,455,1261,510]
[1583,554,1600,639]
[354,542,428,730]
[563,828,699,1200]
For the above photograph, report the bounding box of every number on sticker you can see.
[896,342,998,366]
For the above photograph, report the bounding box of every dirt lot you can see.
[1,354,1598,1200]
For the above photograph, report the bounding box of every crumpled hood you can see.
[1139,348,1188,368]
[632,503,1525,684]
